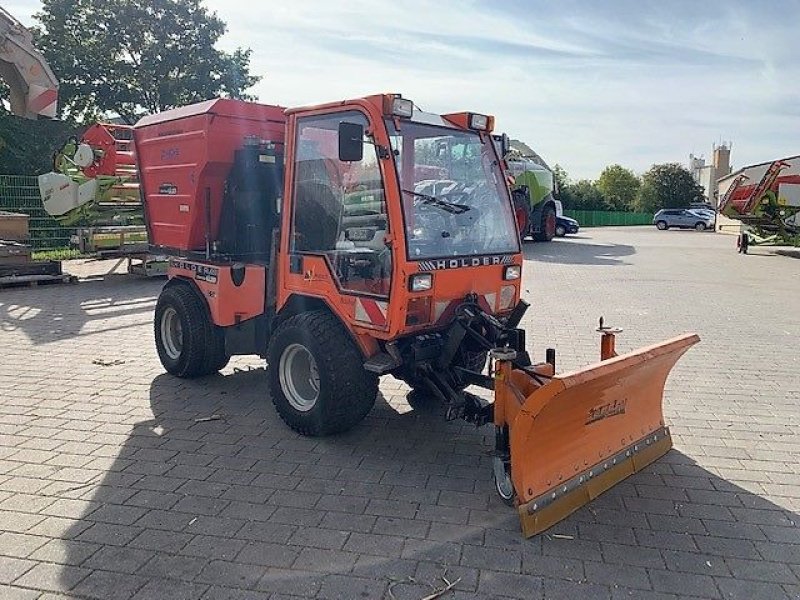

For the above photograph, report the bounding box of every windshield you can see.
[386,120,519,260]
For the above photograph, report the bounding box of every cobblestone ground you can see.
[0,227,798,599]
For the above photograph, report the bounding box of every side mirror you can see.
[338,122,364,162]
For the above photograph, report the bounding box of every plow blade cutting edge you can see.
[496,333,700,537]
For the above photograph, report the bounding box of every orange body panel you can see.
[135,99,286,250]
[168,259,265,327]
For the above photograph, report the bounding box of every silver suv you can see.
[653,209,714,231]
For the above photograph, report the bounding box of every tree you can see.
[0,114,80,174]
[552,165,606,211]
[597,164,640,211]
[552,164,569,193]
[33,0,260,122]
[567,180,606,211]
[635,163,705,213]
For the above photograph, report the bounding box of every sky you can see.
[5,0,799,179]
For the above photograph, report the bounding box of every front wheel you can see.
[555,224,566,237]
[267,311,377,436]
[695,222,706,231]
[656,220,668,230]
[493,457,515,506]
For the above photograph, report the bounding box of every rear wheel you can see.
[695,222,706,231]
[513,198,530,242]
[267,311,377,436]
[155,284,228,378]
[656,220,668,230]
[533,205,556,242]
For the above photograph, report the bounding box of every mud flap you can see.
[507,334,700,537]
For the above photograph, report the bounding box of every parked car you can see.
[653,209,714,231]
[690,208,717,221]
[555,215,579,236]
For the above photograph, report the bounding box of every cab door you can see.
[279,109,394,334]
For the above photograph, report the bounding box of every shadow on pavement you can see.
[524,239,635,266]
[53,370,799,599]
[0,275,161,346]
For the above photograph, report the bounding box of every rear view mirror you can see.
[338,122,364,162]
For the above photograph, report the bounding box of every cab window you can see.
[291,111,391,297]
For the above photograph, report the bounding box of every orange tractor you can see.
[135,95,699,536]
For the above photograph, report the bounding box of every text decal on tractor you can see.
[135,94,699,537]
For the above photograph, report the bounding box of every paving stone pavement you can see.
[0,227,798,600]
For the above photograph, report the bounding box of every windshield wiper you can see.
[402,189,471,214]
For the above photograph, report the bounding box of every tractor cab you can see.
[278,94,522,342]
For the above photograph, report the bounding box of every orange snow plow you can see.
[491,326,699,537]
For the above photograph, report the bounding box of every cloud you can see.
[8,0,800,178]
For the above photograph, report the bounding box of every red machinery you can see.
[718,158,800,251]
[135,99,286,251]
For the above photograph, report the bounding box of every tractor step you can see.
[363,352,401,374]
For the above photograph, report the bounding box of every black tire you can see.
[739,233,749,254]
[512,194,530,243]
[533,205,556,242]
[555,224,566,237]
[155,283,225,378]
[695,222,706,231]
[205,326,230,373]
[656,220,668,230]
[494,460,516,507]
[267,310,378,436]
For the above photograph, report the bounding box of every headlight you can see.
[503,265,521,280]
[469,113,489,130]
[409,273,432,292]
[392,97,414,118]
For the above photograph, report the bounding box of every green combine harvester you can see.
[494,136,559,242]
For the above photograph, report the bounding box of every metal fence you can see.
[0,174,72,249]
[564,210,654,227]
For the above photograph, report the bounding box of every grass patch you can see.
[31,248,88,261]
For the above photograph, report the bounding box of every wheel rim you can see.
[493,457,515,504]
[556,226,565,236]
[696,223,704,230]
[514,206,528,238]
[279,343,320,412]
[160,306,183,360]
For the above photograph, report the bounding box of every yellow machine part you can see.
[495,333,700,537]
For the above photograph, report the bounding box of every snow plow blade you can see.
[496,333,700,537]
